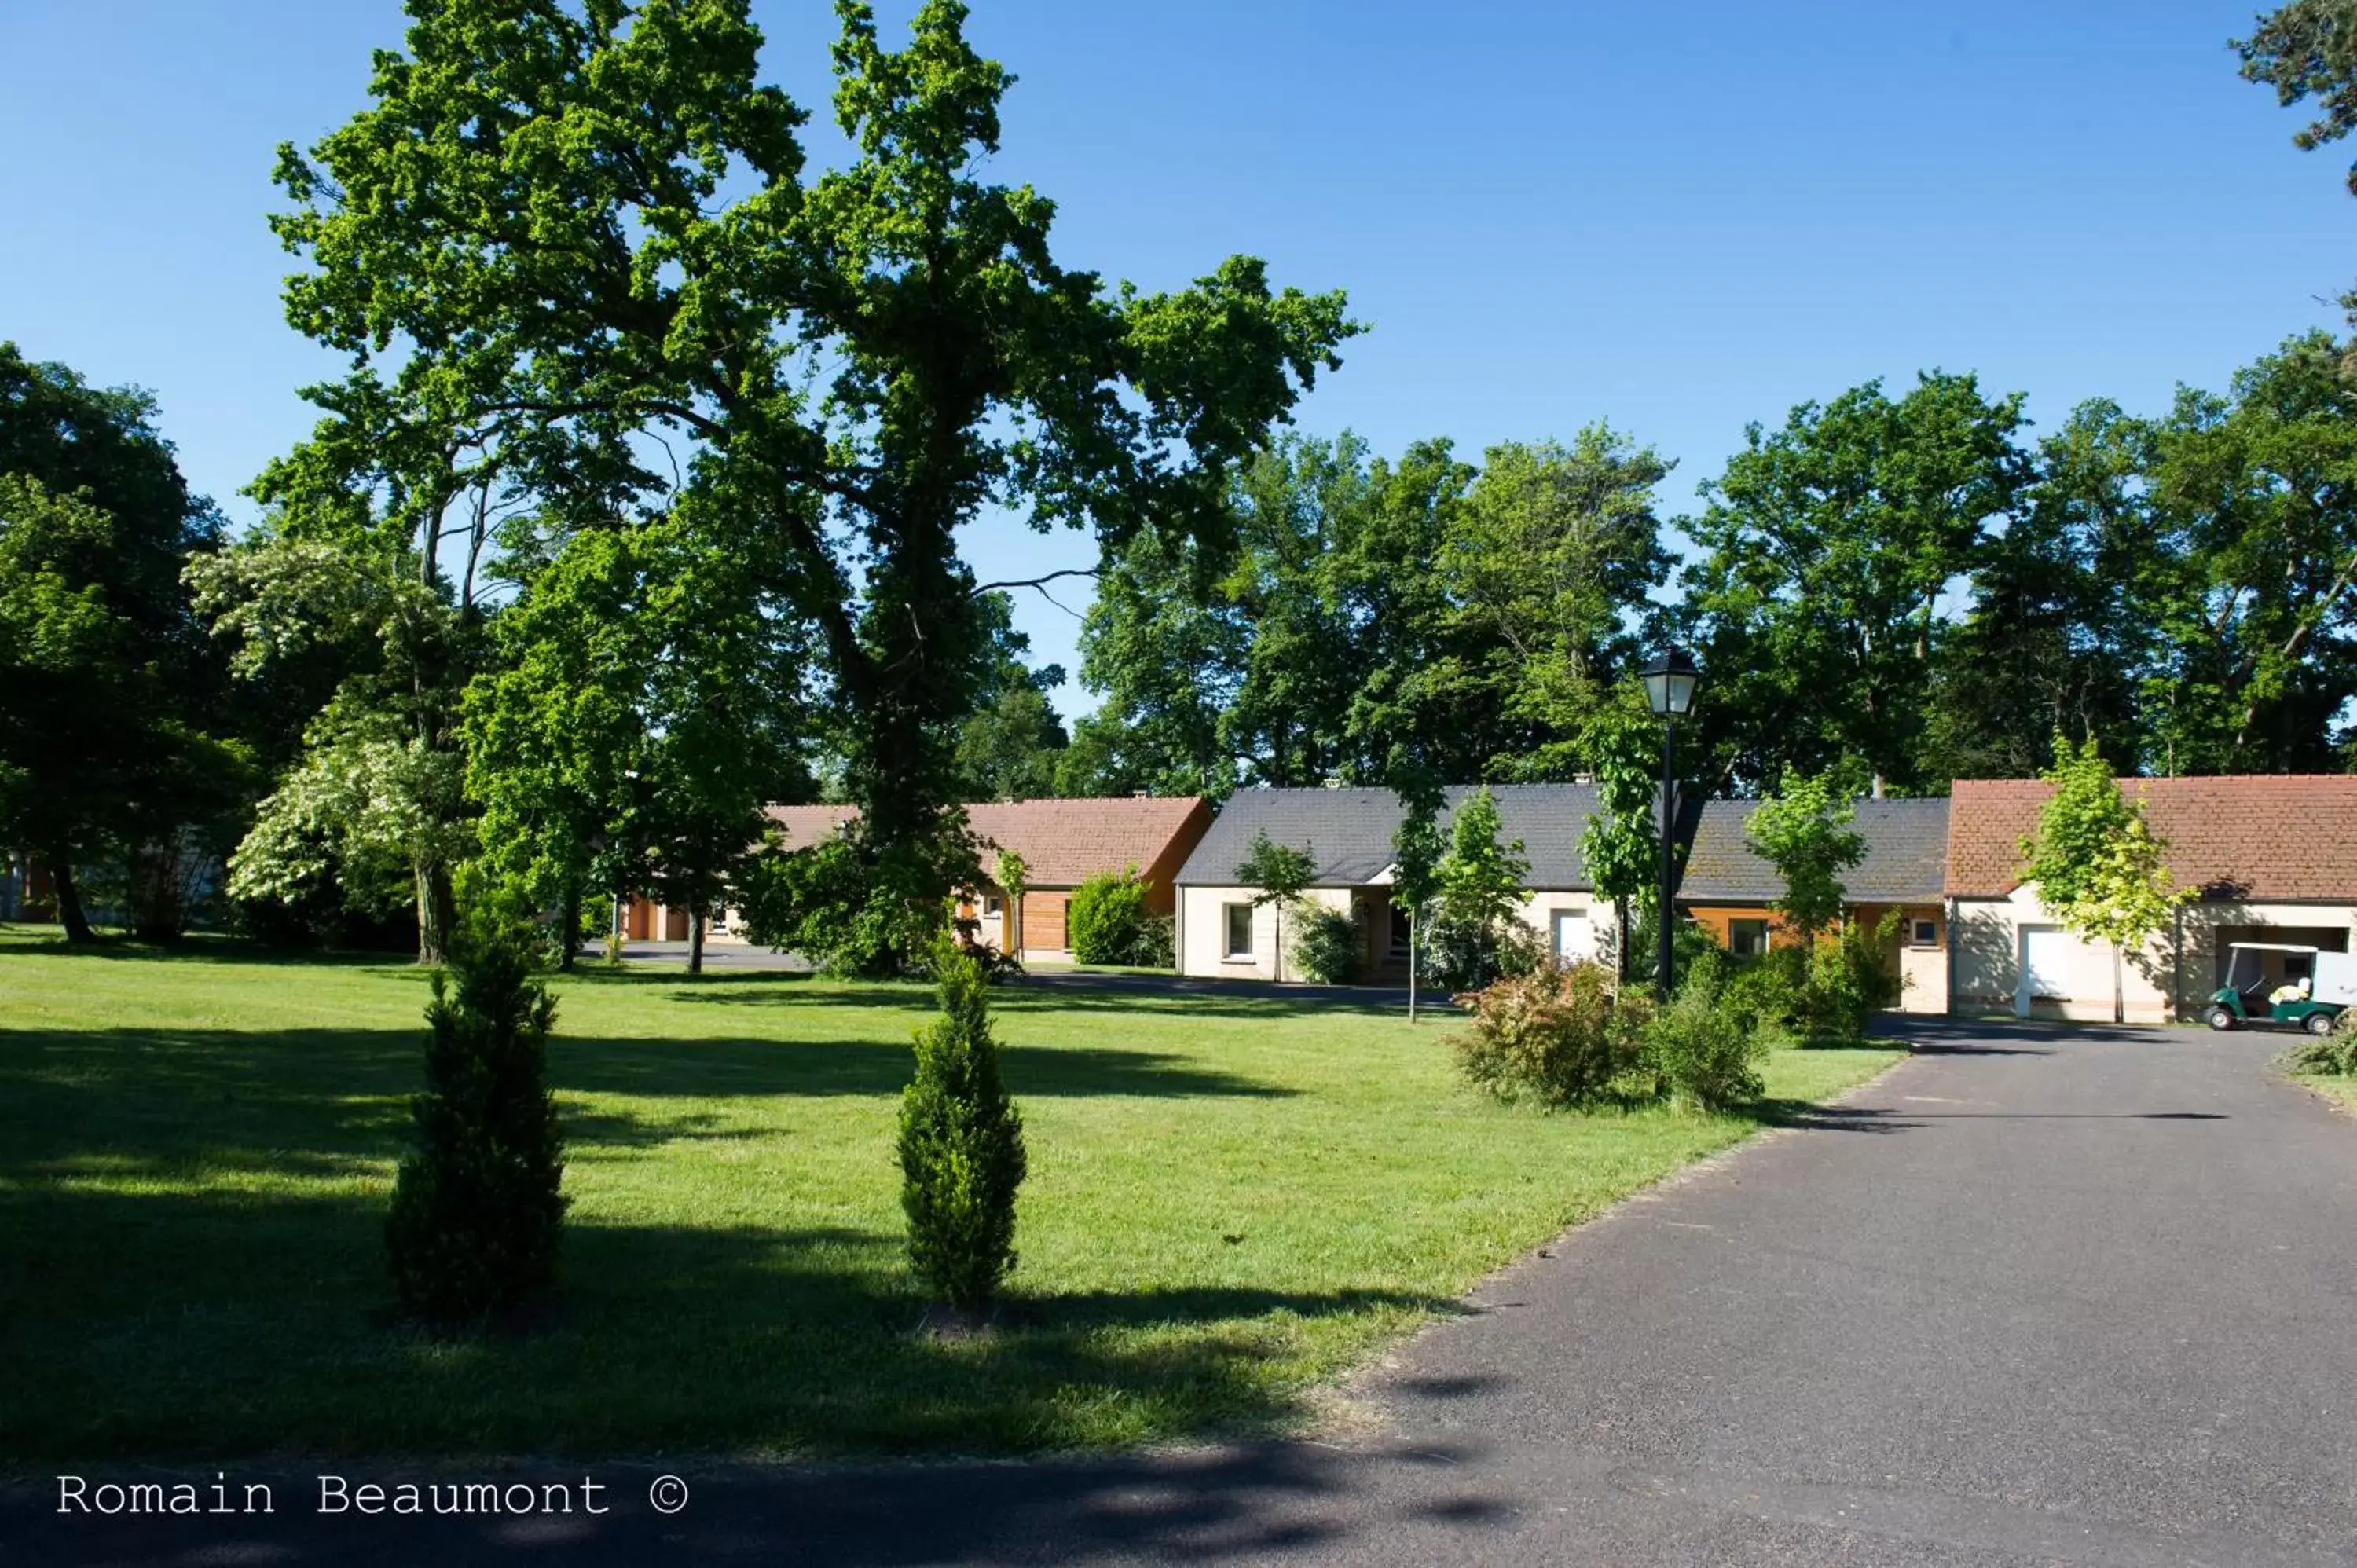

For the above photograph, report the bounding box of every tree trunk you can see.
[415,861,456,965]
[688,909,706,976]
[2113,943,2124,1026]
[49,854,93,944]
[1407,911,1418,1024]
[559,877,581,973]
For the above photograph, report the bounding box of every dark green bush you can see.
[1293,903,1361,984]
[1130,912,1175,969]
[1643,947,1768,1112]
[1801,913,1901,1044]
[1068,866,1153,965]
[1720,946,1805,1049]
[385,921,568,1328]
[736,830,952,978]
[899,939,1028,1315]
[2278,1006,2357,1077]
[1453,960,1651,1108]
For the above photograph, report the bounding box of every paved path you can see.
[15,1020,2357,1566]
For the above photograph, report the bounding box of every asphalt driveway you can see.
[15,1018,2357,1566]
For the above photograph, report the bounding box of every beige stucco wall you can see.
[1955,885,2357,1022]
[1898,943,1948,1014]
[1179,885,1618,984]
[1179,885,1354,982]
[1517,892,1618,967]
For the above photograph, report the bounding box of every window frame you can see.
[1222,901,1255,960]
[1909,917,1938,947]
[1728,918,1770,959]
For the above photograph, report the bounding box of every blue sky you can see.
[3,1,2352,712]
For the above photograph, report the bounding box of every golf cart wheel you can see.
[2207,1006,2237,1031]
[2308,1011,2338,1038]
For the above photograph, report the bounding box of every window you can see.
[1728,918,1770,959]
[1910,918,1938,947]
[981,894,1003,918]
[1224,902,1255,959]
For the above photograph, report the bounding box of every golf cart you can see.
[2206,943,2356,1035]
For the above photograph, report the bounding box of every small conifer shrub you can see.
[898,938,1028,1316]
[385,921,567,1328]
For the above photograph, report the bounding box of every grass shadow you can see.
[2,1170,1433,1464]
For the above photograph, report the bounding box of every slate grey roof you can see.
[1175,784,1604,890]
[1178,784,1952,906]
[1681,797,1951,905]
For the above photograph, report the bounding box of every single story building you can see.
[1173,784,1615,983]
[739,795,1214,962]
[1947,775,2357,1023]
[1677,797,1952,1015]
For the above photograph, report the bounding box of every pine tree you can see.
[898,939,1028,1317]
[385,921,567,1327]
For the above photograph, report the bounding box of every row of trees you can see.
[1046,341,2357,811]
[9,0,2356,974]
[4,0,1354,969]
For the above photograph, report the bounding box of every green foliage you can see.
[464,508,812,973]
[1444,429,1673,777]
[898,939,1028,1315]
[1072,426,1677,793]
[954,593,1069,803]
[2022,735,2191,970]
[1414,788,1541,991]
[1623,905,1726,999]
[1577,680,1665,929]
[1237,827,1318,977]
[1684,372,2032,794]
[1719,947,1807,1050]
[0,344,233,943]
[1292,903,1361,985]
[1744,766,1868,943]
[1453,960,1651,1108]
[273,0,1354,931]
[2278,1006,2357,1077]
[739,819,973,979]
[1420,913,1547,994]
[1642,948,1769,1112]
[1802,914,1904,1045]
[384,920,567,1328]
[994,850,1029,905]
[1068,866,1160,966]
[1438,787,1529,929]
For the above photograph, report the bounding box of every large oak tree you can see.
[265,0,1354,959]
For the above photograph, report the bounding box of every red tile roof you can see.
[1947,775,2357,901]
[760,797,1210,889]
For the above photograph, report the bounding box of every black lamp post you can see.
[1641,647,1701,1003]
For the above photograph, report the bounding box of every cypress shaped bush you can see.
[898,937,1028,1317]
[385,920,568,1328]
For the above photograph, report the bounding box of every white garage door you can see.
[1552,908,1595,965]
[2017,924,2084,1017]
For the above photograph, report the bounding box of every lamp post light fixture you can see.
[1641,647,1701,1003]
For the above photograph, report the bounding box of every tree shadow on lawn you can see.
[0,1019,1292,1169]
[0,929,421,972]
[2,1173,1442,1465]
[565,965,1412,1021]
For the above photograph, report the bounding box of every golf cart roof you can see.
[2224,942,2324,954]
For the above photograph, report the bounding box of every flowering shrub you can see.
[1453,959,1650,1108]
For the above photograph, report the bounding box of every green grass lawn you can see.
[0,925,1901,1464]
